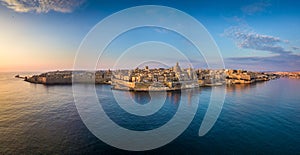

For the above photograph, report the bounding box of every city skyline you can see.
[0,0,300,72]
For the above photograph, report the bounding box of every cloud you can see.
[224,2,299,71]
[223,25,292,55]
[223,25,300,71]
[241,1,271,15]
[225,54,300,71]
[1,0,85,13]
[292,46,300,50]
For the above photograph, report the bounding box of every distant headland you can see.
[16,62,299,91]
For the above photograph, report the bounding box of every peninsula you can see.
[18,63,281,91]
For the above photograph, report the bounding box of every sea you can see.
[0,72,299,154]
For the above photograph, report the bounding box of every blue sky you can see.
[0,0,299,71]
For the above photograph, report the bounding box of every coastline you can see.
[16,65,288,91]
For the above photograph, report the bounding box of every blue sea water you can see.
[0,72,299,154]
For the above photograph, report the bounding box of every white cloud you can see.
[1,0,85,13]
[241,1,271,15]
[223,25,300,71]
[223,25,292,55]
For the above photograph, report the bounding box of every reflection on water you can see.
[127,89,201,106]
[129,91,151,104]
[126,90,195,105]
[167,91,181,105]
[0,73,300,154]
[226,81,268,93]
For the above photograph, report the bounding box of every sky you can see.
[0,0,300,72]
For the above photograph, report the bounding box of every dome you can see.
[173,62,181,73]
